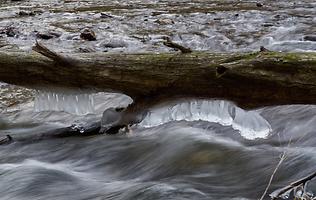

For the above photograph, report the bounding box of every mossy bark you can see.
[0,49,315,108]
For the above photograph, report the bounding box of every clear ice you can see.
[34,90,95,115]
[139,100,272,140]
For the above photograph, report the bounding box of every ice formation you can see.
[138,100,272,140]
[34,90,95,115]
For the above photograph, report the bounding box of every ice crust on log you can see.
[138,100,271,140]
[34,90,95,115]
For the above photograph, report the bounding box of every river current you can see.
[1,91,316,200]
[0,0,316,199]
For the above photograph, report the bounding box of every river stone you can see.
[0,135,12,145]
[155,18,175,25]
[5,27,17,37]
[80,29,97,41]
[18,10,35,16]
[36,32,61,40]
[303,35,316,42]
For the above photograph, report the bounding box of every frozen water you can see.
[139,100,271,140]
[34,90,95,115]
[232,107,271,140]
[100,107,122,133]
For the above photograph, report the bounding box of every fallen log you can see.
[0,43,316,110]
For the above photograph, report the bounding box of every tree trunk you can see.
[0,45,316,109]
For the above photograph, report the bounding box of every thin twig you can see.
[269,125,316,199]
[271,171,316,199]
[259,152,286,200]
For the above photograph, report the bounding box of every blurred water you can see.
[0,0,315,53]
[1,92,316,200]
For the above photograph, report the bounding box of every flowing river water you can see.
[0,0,316,199]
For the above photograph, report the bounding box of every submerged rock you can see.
[18,10,36,16]
[0,135,12,145]
[155,18,175,25]
[4,27,18,37]
[303,35,316,42]
[80,29,96,41]
[36,32,61,40]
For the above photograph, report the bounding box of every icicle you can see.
[138,100,271,140]
[34,89,95,115]
[232,107,271,140]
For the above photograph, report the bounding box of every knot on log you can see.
[216,65,228,77]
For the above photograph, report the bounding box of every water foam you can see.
[139,100,271,140]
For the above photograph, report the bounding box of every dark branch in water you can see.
[162,37,192,53]
[32,41,72,65]
[260,46,271,52]
[259,153,286,200]
[270,171,316,199]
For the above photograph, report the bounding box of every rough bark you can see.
[0,45,316,109]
